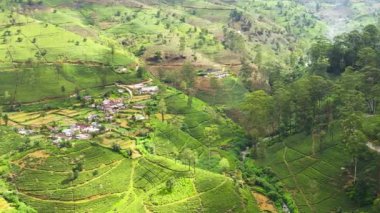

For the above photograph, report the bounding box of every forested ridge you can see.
[240,24,380,211]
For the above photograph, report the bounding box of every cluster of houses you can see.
[101,98,125,114]
[15,81,160,146]
[51,121,103,144]
[88,98,125,121]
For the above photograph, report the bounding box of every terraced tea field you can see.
[258,133,356,212]
[4,140,251,212]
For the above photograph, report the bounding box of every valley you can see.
[0,0,379,212]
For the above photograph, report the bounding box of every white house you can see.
[18,128,34,136]
[132,103,146,110]
[127,83,145,90]
[139,86,159,95]
[134,114,147,121]
[87,114,99,122]
[62,129,75,137]
[76,134,91,140]
[52,133,71,144]
[85,126,100,134]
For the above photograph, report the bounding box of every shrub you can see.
[112,143,121,152]
[267,191,280,202]
[166,177,175,192]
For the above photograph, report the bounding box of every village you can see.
[11,81,160,149]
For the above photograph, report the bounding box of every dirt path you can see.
[116,84,134,100]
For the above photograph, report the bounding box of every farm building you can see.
[139,86,159,95]
[18,128,34,136]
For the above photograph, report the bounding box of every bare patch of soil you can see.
[252,192,277,213]
[14,150,50,169]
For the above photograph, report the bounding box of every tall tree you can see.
[273,86,293,135]
[158,98,167,122]
[204,125,220,161]
[2,114,9,126]
[309,37,331,74]
[356,47,377,68]
[342,114,367,183]
[239,59,253,88]
[181,62,196,88]
[180,148,196,171]
[136,66,146,78]
[336,69,366,115]
[290,78,313,133]
[308,76,332,111]
[0,107,2,126]
[179,36,186,53]
[241,90,274,145]
[360,67,380,114]
[181,63,196,108]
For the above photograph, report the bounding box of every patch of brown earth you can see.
[26,150,50,159]
[252,192,277,213]
[14,150,50,169]
[63,25,98,39]
[99,21,115,30]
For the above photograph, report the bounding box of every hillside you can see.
[0,4,138,104]
[0,82,264,212]
[0,0,379,213]
[0,130,253,212]
[246,24,380,212]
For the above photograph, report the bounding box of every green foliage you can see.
[241,90,274,140]
[136,66,146,78]
[2,191,36,212]
[158,98,167,122]
[112,143,121,152]
[372,197,380,213]
[346,178,377,206]
[1,1,379,213]
[257,132,354,212]
[310,24,380,77]
[148,178,195,205]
